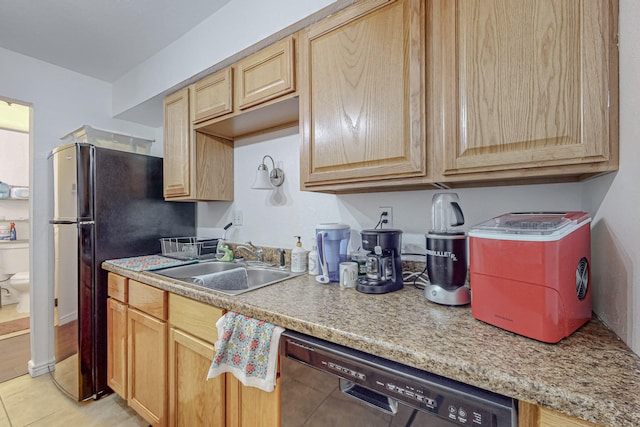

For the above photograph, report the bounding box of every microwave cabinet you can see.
[194,36,298,140]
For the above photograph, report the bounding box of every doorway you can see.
[0,97,32,382]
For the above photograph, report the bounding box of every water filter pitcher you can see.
[316,224,350,282]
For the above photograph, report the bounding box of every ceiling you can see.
[0,0,232,83]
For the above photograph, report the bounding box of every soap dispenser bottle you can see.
[291,236,307,273]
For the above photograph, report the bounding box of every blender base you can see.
[425,283,471,306]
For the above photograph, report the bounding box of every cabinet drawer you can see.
[236,36,295,110]
[193,67,233,123]
[107,273,128,302]
[129,280,167,320]
[169,293,223,344]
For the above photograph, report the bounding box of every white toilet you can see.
[0,241,30,313]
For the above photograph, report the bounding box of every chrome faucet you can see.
[235,241,264,262]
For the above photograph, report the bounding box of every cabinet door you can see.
[437,0,617,176]
[518,401,600,427]
[163,88,192,198]
[107,298,127,399]
[236,36,295,110]
[164,86,235,202]
[226,374,281,427]
[192,132,234,201]
[128,308,167,427]
[168,328,225,427]
[300,0,426,186]
[193,68,233,123]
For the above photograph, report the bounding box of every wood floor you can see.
[0,303,30,384]
[0,333,29,383]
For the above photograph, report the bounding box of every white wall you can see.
[583,0,640,352]
[112,0,337,125]
[0,46,159,375]
[198,127,584,254]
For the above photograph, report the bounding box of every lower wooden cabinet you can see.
[106,273,282,427]
[519,401,601,427]
[107,273,129,399]
[168,294,225,427]
[168,328,225,427]
[106,297,128,398]
[226,374,281,427]
[128,307,167,426]
[168,294,281,427]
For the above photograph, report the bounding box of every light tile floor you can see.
[0,373,149,427]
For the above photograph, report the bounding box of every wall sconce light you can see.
[251,155,285,189]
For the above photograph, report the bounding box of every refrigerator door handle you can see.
[50,220,77,225]
[49,220,95,225]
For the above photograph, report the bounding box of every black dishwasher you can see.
[280,331,517,427]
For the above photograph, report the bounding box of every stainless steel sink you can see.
[152,261,301,295]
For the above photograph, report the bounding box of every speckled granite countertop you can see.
[103,262,640,427]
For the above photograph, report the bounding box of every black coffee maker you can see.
[357,229,403,294]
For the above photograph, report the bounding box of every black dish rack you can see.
[159,237,219,260]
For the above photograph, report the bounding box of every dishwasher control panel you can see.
[282,331,517,427]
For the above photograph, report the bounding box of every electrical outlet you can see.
[377,206,393,228]
[232,209,243,226]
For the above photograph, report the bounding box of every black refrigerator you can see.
[49,143,195,400]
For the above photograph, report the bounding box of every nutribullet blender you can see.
[425,193,470,305]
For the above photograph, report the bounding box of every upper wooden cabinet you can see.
[236,37,295,110]
[432,0,618,182]
[193,68,233,124]
[163,88,191,198]
[194,36,298,139]
[300,0,426,189]
[297,0,618,192]
[163,87,234,201]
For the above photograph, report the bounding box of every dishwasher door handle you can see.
[339,379,399,415]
